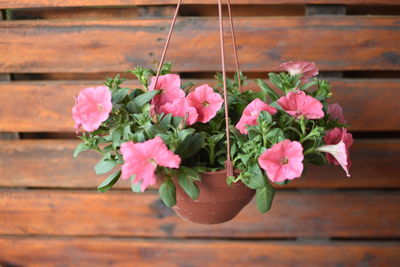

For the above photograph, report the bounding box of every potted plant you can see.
[72,61,353,224]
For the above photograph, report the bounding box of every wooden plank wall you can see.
[0,1,399,266]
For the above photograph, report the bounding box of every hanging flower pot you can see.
[172,169,255,224]
[72,0,354,224]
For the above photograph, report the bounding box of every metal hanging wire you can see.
[153,0,242,177]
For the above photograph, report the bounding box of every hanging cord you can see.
[153,0,183,89]
[226,0,242,93]
[218,0,234,177]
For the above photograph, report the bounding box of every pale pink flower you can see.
[321,127,354,177]
[148,74,185,108]
[159,98,199,125]
[278,61,319,82]
[120,137,181,192]
[258,140,304,183]
[236,98,278,134]
[187,84,224,123]
[328,103,347,124]
[317,142,350,177]
[277,90,324,120]
[72,86,112,132]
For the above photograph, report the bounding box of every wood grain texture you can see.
[0,190,399,238]
[0,237,399,267]
[0,139,399,189]
[0,17,399,73]
[0,79,399,132]
[2,0,400,9]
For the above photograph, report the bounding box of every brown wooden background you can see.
[1,1,400,266]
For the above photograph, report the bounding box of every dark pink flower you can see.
[320,127,354,177]
[148,74,185,108]
[236,98,277,134]
[187,84,224,123]
[258,140,304,183]
[328,103,347,124]
[159,98,199,125]
[278,61,319,82]
[277,90,324,120]
[72,86,112,132]
[120,137,181,192]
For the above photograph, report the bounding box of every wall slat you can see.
[0,139,398,189]
[0,237,399,267]
[0,190,399,238]
[1,0,400,9]
[0,79,398,132]
[0,17,399,73]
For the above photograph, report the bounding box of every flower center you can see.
[202,100,210,107]
[148,158,157,167]
[280,157,289,165]
[97,104,104,111]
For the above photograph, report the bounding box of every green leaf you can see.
[268,73,284,91]
[94,157,116,175]
[244,163,266,189]
[171,116,183,128]
[131,177,142,193]
[134,90,160,107]
[255,79,279,101]
[256,182,275,213]
[258,110,272,125]
[112,88,130,104]
[160,113,173,128]
[111,126,123,149]
[127,101,140,114]
[265,128,286,144]
[177,171,200,200]
[159,179,176,207]
[175,133,204,159]
[97,170,121,193]
[73,143,90,159]
[123,124,132,140]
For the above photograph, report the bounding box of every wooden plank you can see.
[0,78,399,132]
[0,190,399,238]
[0,237,399,267]
[0,17,399,73]
[1,0,400,9]
[0,139,399,189]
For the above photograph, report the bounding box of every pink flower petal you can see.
[258,140,304,183]
[277,90,324,120]
[317,142,350,177]
[120,137,181,192]
[322,127,354,177]
[187,84,224,123]
[72,86,112,132]
[148,74,185,109]
[158,98,199,125]
[278,61,319,83]
[328,103,347,124]
[236,98,277,134]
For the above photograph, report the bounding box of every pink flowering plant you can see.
[73,61,353,213]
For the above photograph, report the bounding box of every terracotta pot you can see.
[172,169,255,224]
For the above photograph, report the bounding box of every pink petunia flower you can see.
[120,136,181,192]
[277,90,324,120]
[328,103,347,124]
[159,98,199,125]
[187,84,224,123]
[148,74,185,109]
[258,140,304,183]
[320,127,354,177]
[72,86,112,133]
[236,98,278,134]
[278,61,319,83]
